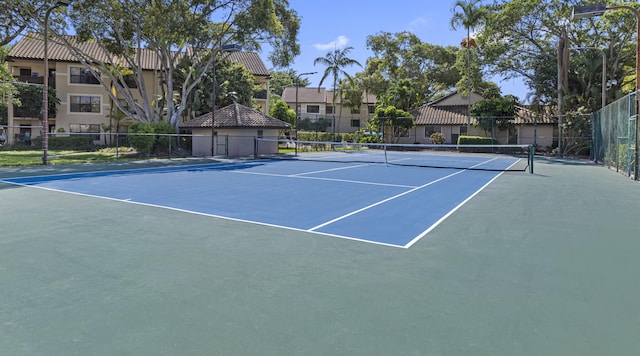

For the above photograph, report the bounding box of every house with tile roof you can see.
[280,87,378,134]
[180,103,290,157]
[276,86,555,147]
[407,91,556,148]
[4,33,271,146]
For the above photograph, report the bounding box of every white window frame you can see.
[69,94,103,114]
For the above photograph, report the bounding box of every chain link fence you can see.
[591,91,638,180]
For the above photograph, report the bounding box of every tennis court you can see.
[1,152,521,248]
[1,156,639,355]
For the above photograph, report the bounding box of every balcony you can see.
[13,75,56,88]
[253,89,267,100]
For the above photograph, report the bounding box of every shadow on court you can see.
[0,157,639,355]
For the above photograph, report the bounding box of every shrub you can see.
[49,136,94,150]
[31,136,95,151]
[429,132,445,144]
[457,135,499,153]
[152,121,176,154]
[129,122,156,157]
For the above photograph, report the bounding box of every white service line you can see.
[290,163,371,176]
[308,157,500,232]
[232,170,416,188]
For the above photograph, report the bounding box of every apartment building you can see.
[5,33,270,145]
[281,87,378,133]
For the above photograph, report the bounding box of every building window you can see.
[122,74,137,88]
[257,130,264,138]
[70,95,101,113]
[368,105,375,114]
[19,124,31,140]
[351,119,360,128]
[425,125,442,136]
[70,67,100,85]
[351,107,360,114]
[306,105,320,113]
[326,106,334,114]
[70,123,101,141]
[460,125,468,136]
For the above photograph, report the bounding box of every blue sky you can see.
[261,0,529,100]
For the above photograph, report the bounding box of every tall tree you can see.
[176,58,255,119]
[0,46,16,112]
[0,0,53,47]
[339,77,364,113]
[470,94,517,136]
[53,0,299,132]
[364,32,461,104]
[269,69,311,98]
[380,79,418,111]
[269,98,296,126]
[369,106,414,143]
[451,0,486,129]
[314,46,362,131]
[478,0,636,112]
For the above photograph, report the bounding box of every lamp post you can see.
[294,71,316,135]
[210,44,241,156]
[570,47,607,110]
[42,0,71,165]
[573,4,640,179]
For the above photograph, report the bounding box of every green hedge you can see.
[32,136,94,151]
[296,131,357,142]
[457,135,499,145]
[457,135,499,153]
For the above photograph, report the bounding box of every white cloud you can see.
[408,17,428,29]
[313,35,350,51]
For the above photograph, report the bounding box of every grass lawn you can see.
[0,147,139,166]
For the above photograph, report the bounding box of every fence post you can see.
[115,132,119,162]
[633,92,640,181]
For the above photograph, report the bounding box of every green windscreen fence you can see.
[591,91,638,179]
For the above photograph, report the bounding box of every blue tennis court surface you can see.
[2,158,519,248]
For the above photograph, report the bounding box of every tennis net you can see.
[254,138,534,173]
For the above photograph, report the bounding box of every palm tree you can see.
[451,0,485,130]
[314,46,362,135]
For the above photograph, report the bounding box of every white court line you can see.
[2,156,512,249]
[289,163,370,176]
[231,170,416,189]
[1,180,404,249]
[403,171,504,248]
[308,157,499,232]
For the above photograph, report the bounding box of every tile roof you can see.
[512,106,556,124]
[8,33,268,75]
[226,52,269,77]
[411,99,556,126]
[181,103,290,129]
[411,104,474,125]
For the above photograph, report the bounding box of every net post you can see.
[384,143,388,164]
[253,136,258,158]
[529,144,534,174]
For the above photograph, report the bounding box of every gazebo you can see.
[181,103,290,157]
